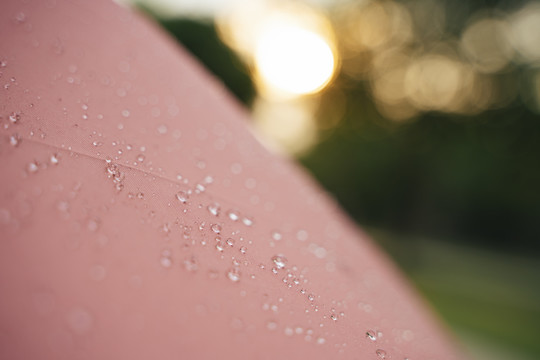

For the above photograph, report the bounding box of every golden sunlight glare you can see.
[254,20,336,97]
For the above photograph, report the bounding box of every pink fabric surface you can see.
[0,0,463,359]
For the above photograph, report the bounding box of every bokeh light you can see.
[254,21,335,97]
[460,16,514,74]
[510,2,540,64]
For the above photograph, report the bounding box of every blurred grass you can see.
[370,228,540,359]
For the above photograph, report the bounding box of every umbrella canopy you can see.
[0,0,462,358]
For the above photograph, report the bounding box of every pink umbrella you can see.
[0,0,463,358]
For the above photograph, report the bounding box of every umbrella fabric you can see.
[0,0,462,359]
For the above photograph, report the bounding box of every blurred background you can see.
[122,0,540,358]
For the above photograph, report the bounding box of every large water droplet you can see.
[271,254,287,269]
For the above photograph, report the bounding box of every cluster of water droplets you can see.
[105,159,125,192]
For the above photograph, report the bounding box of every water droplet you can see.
[245,178,256,189]
[376,349,387,359]
[66,307,93,335]
[175,191,189,203]
[9,133,20,147]
[137,154,145,163]
[239,246,247,254]
[230,162,242,174]
[215,239,225,252]
[207,203,220,216]
[296,230,308,241]
[366,330,377,341]
[401,329,414,342]
[50,153,59,165]
[211,224,222,234]
[87,219,99,232]
[284,327,294,336]
[242,217,253,226]
[226,238,234,247]
[27,161,39,173]
[227,210,239,221]
[317,337,326,345]
[266,321,277,331]
[330,313,338,321]
[9,112,20,124]
[271,254,287,269]
[227,268,241,282]
[307,294,315,302]
[271,231,282,241]
[183,257,198,272]
[160,250,172,268]
[295,327,304,334]
[121,109,130,118]
[157,124,168,134]
[195,183,206,193]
